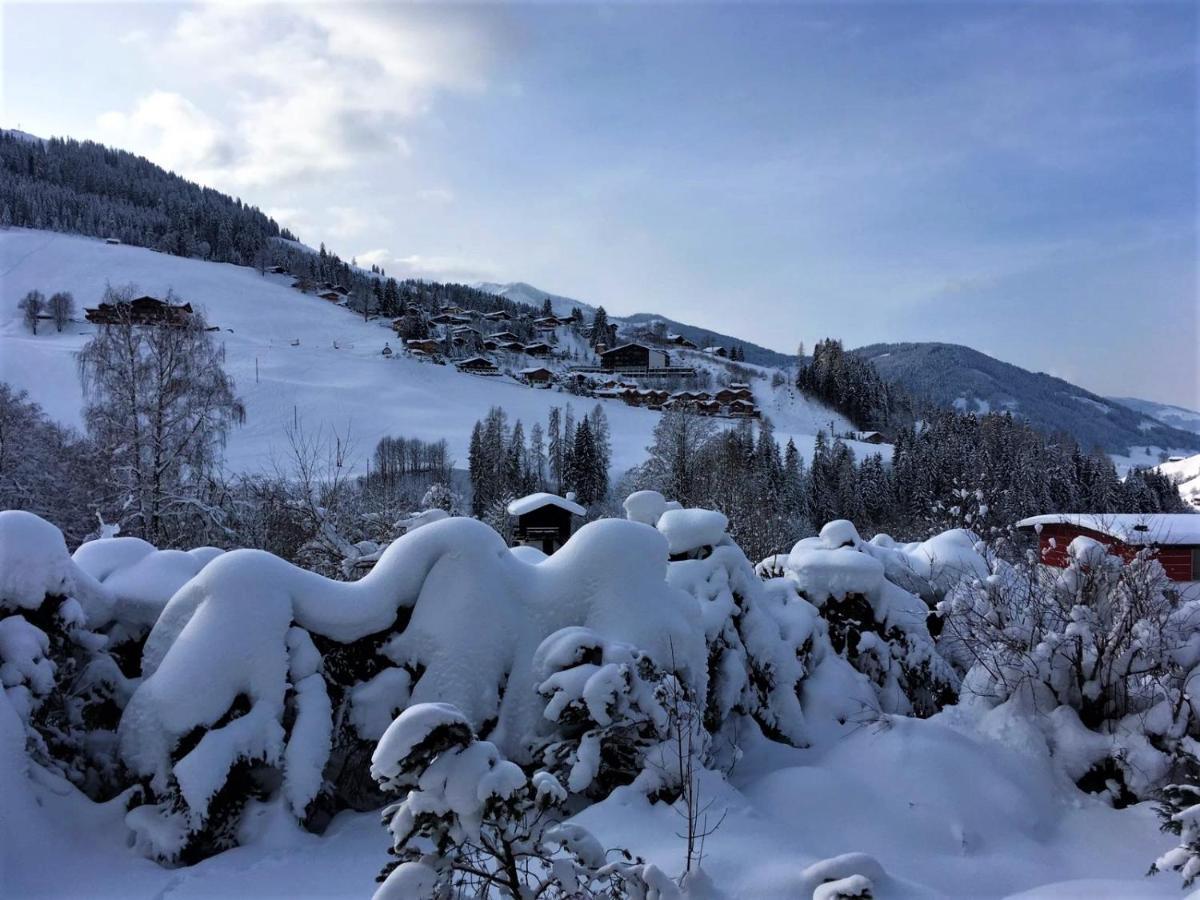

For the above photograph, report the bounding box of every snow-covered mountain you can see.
[0,229,864,476]
[855,342,1200,456]
[1110,396,1200,437]
[471,281,597,319]
[473,282,796,370]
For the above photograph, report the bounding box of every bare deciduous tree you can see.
[47,291,75,332]
[77,284,245,546]
[19,289,44,334]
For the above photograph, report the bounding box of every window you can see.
[1193,547,1200,581]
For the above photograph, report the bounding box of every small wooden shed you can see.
[507,492,587,554]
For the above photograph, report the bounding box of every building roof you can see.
[600,342,656,356]
[506,492,587,517]
[1016,514,1200,546]
[455,356,497,368]
[520,366,553,375]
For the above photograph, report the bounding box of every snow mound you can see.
[0,510,112,624]
[0,510,80,610]
[74,540,223,633]
[623,490,667,526]
[656,508,728,555]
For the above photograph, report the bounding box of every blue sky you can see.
[4,1,1197,406]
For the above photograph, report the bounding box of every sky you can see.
[3,1,1197,407]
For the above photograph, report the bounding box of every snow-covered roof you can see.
[506,492,586,517]
[600,342,661,356]
[1016,514,1200,546]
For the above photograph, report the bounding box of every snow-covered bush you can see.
[0,511,134,798]
[117,515,705,863]
[781,521,960,719]
[529,626,706,804]
[371,702,667,899]
[941,532,1200,802]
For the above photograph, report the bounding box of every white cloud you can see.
[97,3,500,188]
[96,91,231,181]
[356,249,498,282]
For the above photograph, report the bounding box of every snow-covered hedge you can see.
[0,511,132,797]
[117,514,705,862]
[0,501,992,872]
[941,531,1200,806]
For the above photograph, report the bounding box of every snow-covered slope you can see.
[473,281,797,369]
[0,229,865,475]
[1156,453,1200,510]
[1112,397,1200,437]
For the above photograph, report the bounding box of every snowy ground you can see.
[3,706,1178,899]
[0,229,880,478]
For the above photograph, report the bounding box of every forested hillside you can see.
[0,131,293,265]
[855,341,1200,455]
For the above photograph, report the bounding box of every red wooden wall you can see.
[1036,523,1196,582]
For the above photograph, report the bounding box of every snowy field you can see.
[0,228,876,477]
[2,709,1179,899]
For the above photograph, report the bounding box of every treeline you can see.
[468,404,611,525]
[627,407,1188,563]
[796,337,907,432]
[0,133,293,265]
[891,409,1187,532]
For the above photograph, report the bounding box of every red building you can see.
[1016,514,1200,582]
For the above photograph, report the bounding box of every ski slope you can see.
[0,229,871,476]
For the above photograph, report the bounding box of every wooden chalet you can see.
[455,356,500,375]
[483,310,513,322]
[727,399,759,418]
[1017,514,1200,584]
[318,291,342,303]
[520,366,555,384]
[714,386,754,404]
[523,342,552,357]
[406,338,442,355]
[600,343,668,372]
[703,346,729,358]
[507,492,587,554]
[856,431,886,445]
[666,333,698,348]
[489,331,521,343]
[84,296,194,327]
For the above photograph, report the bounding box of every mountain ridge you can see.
[854,341,1200,456]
